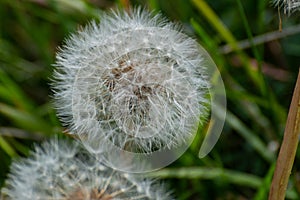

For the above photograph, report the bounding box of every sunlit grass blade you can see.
[0,136,17,157]
[0,103,53,136]
[236,0,266,94]
[190,18,220,54]
[0,69,34,111]
[149,167,262,188]
[191,0,238,49]
[191,0,266,95]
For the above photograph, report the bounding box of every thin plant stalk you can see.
[269,68,300,199]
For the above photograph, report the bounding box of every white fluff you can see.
[52,7,209,154]
[1,138,172,200]
[273,0,300,14]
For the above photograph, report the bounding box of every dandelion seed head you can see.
[52,7,210,154]
[273,0,300,14]
[1,139,173,200]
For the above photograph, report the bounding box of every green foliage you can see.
[0,0,300,199]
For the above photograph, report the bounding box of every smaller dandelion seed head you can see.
[52,7,210,154]
[1,138,173,200]
[273,0,300,14]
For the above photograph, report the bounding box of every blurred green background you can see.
[0,0,300,199]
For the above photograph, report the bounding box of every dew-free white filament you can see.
[52,8,209,155]
[1,139,172,200]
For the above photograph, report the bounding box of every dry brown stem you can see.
[269,68,300,199]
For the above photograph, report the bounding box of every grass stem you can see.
[269,69,300,199]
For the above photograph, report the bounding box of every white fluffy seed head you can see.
[52,7,210,154]
[1,138,173,200]
[273,0,300,14]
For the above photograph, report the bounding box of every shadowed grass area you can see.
[0,0,300,199]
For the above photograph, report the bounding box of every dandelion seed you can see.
[273,0,300,14]
[1,138,172,200]
[52,7,210,155]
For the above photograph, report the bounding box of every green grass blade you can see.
[0,103,53,136]
[0,136,17,157]
[148,167,262,188]
[225,109,275,162]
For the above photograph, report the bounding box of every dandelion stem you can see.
[269,68,300,200]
